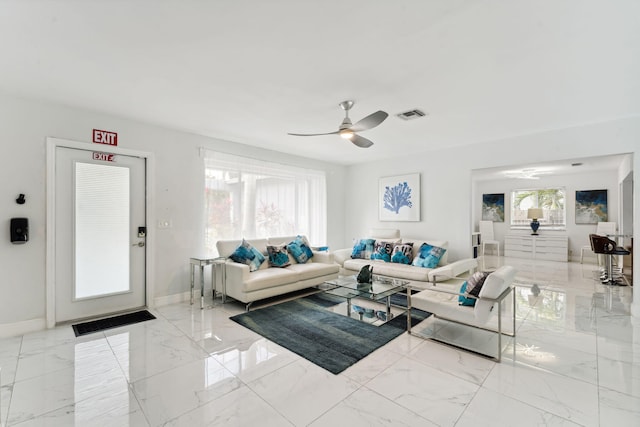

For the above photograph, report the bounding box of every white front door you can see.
[54,145,146,323]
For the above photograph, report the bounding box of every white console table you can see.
[504,234,568,262]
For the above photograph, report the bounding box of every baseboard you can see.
[0,318,47,338]
[154,291,190,307]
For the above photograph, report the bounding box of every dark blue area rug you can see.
[230,292,430,374]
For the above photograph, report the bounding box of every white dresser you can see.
[504,234,569,262]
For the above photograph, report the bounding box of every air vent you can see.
[396,109,427,120]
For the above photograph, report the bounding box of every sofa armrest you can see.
[332,248,352,267]
[224,260,250,286]
[312,250,334,264]
[427,258,478,283]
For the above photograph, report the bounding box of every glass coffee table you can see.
[319,275,410,326]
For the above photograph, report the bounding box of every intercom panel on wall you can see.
[10,217,28,243]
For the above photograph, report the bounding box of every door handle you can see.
[132,241,145,247]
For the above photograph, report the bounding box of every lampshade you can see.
[527,208,543,219]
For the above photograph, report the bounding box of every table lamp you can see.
[527,208,543,235]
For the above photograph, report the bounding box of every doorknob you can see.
[132,241,145,247]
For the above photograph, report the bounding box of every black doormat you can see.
[72,310,156,337]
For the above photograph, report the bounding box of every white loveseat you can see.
[217,235,340,309]
[333,229,477,289]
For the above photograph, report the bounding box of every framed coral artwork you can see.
[379,173,420,221]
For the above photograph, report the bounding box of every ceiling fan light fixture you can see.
[288,101,387,148]
[340,130,354,139]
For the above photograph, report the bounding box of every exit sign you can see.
[93,129,118,146]
[93,152,115,162]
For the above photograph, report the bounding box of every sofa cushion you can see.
[412,243,447,268]
[391,243,414,264]
[229,239,265,272]
[267,244,291,268]
[242,267,299,292]
[343,259,433,282]
[351,238,375,259]
[286,262,340,281]
[371,241,394,262]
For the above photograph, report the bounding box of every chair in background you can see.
[479,220,500,256]
[590,234,630,286]
[580,222,617,264]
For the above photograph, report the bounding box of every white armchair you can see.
[409,265,517,361]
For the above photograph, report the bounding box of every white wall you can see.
[342,117,639,314]
[0,92,346,331]
[474,171,619,261]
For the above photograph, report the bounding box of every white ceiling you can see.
[1,1,639,166]
[472,154,630,182]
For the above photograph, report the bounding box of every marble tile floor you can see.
[1,257,638,426]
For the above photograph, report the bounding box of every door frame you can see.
[46,137,156,328]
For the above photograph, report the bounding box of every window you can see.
[203,151,326,253]
[510,188,566,229]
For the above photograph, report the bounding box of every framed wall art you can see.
[575,189,607,224]
[379,173,420,221]
[482,193,505,222]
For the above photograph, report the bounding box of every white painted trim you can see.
[45,137,155,327]
[154,291,191,307]
[0,318,46,338]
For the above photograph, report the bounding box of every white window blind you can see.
[203,151,326,253]
[75,162,130,299]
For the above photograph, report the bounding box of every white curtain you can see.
[203,150,326,253]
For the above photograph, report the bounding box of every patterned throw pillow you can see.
[412,243,447,268]
[351,238,375,259]
[266,244,290,268]
[229,239,265,272]
[465,271,491,298]
[391,243,414,264]
[287,235,313,264]
[371,241,394,262]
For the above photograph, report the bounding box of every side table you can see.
[190,256,226,309]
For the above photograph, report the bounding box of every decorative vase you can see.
[530,219,540,235]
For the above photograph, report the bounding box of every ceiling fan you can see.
[288,100,388,148]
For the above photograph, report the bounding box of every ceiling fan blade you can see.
[349,110,388,132]
[287,131,340,137]
[350,134,374,148]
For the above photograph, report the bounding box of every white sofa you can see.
[333,229,478,289]
[216,235,340,309]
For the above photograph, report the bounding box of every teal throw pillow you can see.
[412,243,447,268]
[391,243,414,264]
[288,236,313,263]
[295,235,314,260]
[351,238,375,259]
[267,244,290,268]
[371,241,393,262]
[458,281,476,306]
[229,239,265,272]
